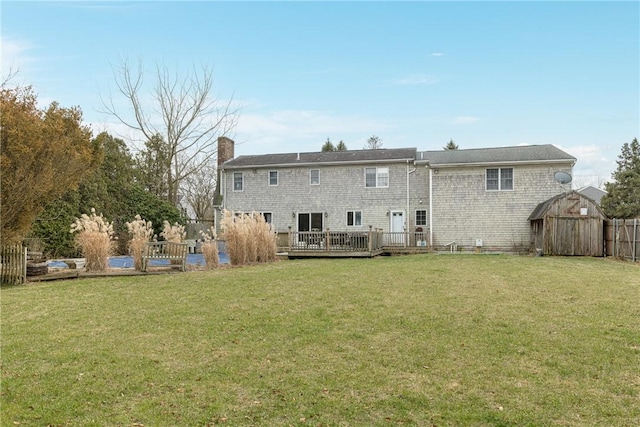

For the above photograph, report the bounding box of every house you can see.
[577,185,607,205]
[217,137,577,253]
[416,145,576,252]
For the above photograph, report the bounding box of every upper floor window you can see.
[486,168,513,191]
[365,167,389,188]
[233,172,244,191]
[310,169,320,185]
[415,210,427,226]
[347,210,362,227]
[269,170,278,186]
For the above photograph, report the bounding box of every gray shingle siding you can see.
[221,144,576,252]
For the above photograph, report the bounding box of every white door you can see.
[390,210,405,245]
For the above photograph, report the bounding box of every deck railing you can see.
[287,227,432,253]
[288,226,384,253]
[383,231,428,247]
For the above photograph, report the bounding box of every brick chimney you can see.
[217,136,235,167]
[214,137,234,206]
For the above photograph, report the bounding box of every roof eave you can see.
[424,158,576,168]
[222,157,416,170]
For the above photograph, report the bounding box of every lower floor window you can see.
[260,212,272,224]
[347,210,362,227]
[415,210,427,226]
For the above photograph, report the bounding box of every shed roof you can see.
[418,144,576,167]
[528,190,605,220]
[222,147,417,169]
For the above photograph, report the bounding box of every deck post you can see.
[368,225,373,252]
[288,226,292,252]
[325,228,330,252]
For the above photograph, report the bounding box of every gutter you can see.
[223,158,417,170]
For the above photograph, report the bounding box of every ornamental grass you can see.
[70,208,114,272]
[200,226,219,270]
[125,215,155,271]
[221,210,277,266]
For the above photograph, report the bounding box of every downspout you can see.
[406,161,416,249]
[429,167,433,247]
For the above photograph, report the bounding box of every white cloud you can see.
[1,36,36,78]
[431,52,445,57]
[390,75,439,86]
[559,144,616,186]
[234,109,386,154]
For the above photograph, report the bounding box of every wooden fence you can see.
[605,218,640,262]
[1,245,27,285]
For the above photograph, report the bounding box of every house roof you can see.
[577,186,607,205]
[417,144,576,167]
[222,148,417,169]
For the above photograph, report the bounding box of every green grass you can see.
[2,255,639,426]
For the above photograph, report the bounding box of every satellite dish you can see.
[554,171,572,185]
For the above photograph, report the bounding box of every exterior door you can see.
[297,212,324,241]
[390,210,405,245]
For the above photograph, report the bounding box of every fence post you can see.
[288,226,292,252]
[634,219,638,262]
[368,225,373,252]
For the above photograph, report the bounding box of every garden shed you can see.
[528,191,606,256]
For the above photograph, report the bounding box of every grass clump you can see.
[200,226,219,269]
[69,208,114,271]
[125,215,155,270]
[220,209,277,266]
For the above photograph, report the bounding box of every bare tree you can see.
[182,157,217,222]
[101,59,238,206]
[364,135,383,150]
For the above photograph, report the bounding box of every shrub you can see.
[221,210,277,266]
[126,215,155,270]
[200,227,219,270]
[70,208,114,272]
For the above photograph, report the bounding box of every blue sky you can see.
[2,1,638,188]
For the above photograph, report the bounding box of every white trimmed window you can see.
[233,172,244,191]
[269,170,278,186]
[486,168,513,191]
[310,169,320,185]
[346,210,362,227]
[365,167,389,188]
[415,210,427,226]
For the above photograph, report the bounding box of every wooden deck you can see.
[286,229,431,258]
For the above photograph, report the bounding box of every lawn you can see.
[1,254,639,426]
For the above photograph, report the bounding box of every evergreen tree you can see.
[336,140,348,151]
[321,138,335,152]
[601,138,640,218]
[444,139,459,150]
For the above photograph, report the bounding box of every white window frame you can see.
[233,172,244,192]
[486,167,514,191]
[269,170,278,186]
[310,169,320,185]
[365,167,389,188]
[346,210,363,227]
[415,209,427,226]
